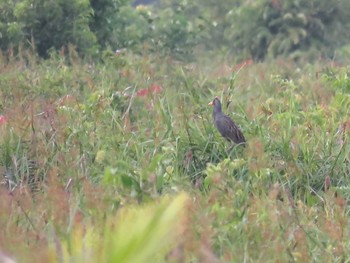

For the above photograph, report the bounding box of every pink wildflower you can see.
[136,84,163,97]
[235,58,253,71]
[136,88,149,97]
[0,115,7,125]
[149,84,162,93]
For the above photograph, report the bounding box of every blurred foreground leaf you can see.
[51,193,189,263]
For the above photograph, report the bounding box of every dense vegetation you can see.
[1,0,350,262]
[1,0,350,60]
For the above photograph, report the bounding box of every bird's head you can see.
[208,96,221,107]
[208,96,222,113]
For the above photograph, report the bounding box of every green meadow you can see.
[1,0,350,262]
[1,49,350,262]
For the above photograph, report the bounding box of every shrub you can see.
[90,0,152,51]
[0,0,98,57]
[227,0,350,60]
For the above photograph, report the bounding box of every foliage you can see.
[49,193,188,263]
[146,1,204,60]
[228,0,350,60]
[0,47,350,262]
[0,0,98,57]
[151,0,241,58]
[1,0,350,61]
[0,0,21,50]
[90,0,155,52]
[151,0,350,61]
[89,0,129,49]
[0,0,202,60]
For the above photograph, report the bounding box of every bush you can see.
[151,0,239,58]
[2,0,350,61]
[3,0,98,57]
[0,1,23,51]
[227,0,350,60]
[149,3,199,60]
[151,0,350,61]
[90,0,152,51]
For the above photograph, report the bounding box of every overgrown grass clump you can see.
[0,50,349,262]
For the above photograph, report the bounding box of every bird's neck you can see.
[213,105,222,114]
[213,105,222,118]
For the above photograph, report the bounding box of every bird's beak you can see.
[208,101,213,106]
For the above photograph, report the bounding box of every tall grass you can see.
[0,49,349,262]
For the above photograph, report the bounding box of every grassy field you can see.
[0,49,350,262]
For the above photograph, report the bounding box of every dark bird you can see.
[208,96,246,146]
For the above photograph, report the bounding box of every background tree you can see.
[89,0,140,49]
[1,0,350,61]
[227,0,350,60]
[12,0,97,57]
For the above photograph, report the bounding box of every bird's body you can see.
[209,97,246,145]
